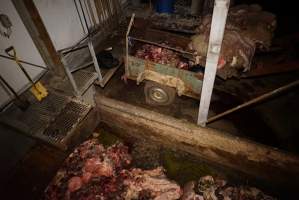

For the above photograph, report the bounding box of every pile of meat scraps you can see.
[135,44,189,70]
[181,175,276,200]
[44,139,181,200]
[45,139,276,200]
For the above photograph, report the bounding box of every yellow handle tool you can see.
[5,46,48,101]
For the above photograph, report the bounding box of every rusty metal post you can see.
[197,0,230,126]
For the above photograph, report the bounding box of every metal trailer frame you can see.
[126,0,230,127]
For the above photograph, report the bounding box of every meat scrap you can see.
[45,139,276,200]
[44,139,181,200]
[135,44,189,70]
[181,175,277,200]
[189,4,276,79]
[122,167,182,200]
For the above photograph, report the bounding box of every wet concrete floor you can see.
[97,67,299,153]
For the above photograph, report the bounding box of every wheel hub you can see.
[149,87,169,103]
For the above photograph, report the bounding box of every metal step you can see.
[54,70,98,96]
[0,91,91,150]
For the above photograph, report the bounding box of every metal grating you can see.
[40,100,91,148]
[56,70,98,96]
[73,71,97,93]
[0,91,91,150]
[28,92,70,115]
[22,111,52,135]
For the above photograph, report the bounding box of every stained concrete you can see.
[96,66,299,153]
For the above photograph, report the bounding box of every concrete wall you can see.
[0,1,46,108]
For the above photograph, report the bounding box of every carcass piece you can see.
[123,167,182,200]
[189,31,256,79]
[181,181,204,200]
[45,140,181,200]
[190,4,276,79]
[106,143,132,169]
[198,4,276,50]
[180,175,276,200]
[135,44,189,70]
[44,140,132,200]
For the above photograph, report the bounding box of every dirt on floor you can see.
[96,66,299,154]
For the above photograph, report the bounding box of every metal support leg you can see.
[61,56,80,96]
[88,40,103,81]
[197,0,230,126]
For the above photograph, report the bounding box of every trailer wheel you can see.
[144,81,176,106]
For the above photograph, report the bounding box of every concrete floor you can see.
[0,124,35,188]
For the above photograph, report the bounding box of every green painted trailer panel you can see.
[127,56,202,98]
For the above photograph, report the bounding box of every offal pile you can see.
[135,44,189,70]
[45,139,276,200]
[45,139,181,200]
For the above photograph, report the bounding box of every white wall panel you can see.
[33,0,85,50]
[0,1,46,108]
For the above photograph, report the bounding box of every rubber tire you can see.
[144,81,176,106]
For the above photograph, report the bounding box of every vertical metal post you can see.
[88,40,103,81]
[60,56,80,96]
[125,14,135,77]
[197,0,230,126]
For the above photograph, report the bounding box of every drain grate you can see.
[29,92,70,115]
[39,100,91,148]
[22,111,52,135]
[0,91,91,149]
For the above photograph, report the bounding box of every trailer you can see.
[125,17,203,105]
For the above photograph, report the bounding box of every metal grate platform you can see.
[41,100,91,148]
[0,91,91,150]
[55,70,98,96]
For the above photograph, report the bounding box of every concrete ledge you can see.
[96,95,299,189]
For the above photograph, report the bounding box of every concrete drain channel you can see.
[96,95,299,197]
[0,91,91,149]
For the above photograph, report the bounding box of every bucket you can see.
[155,0,175,13]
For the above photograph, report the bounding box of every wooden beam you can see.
[12,0,66,78]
